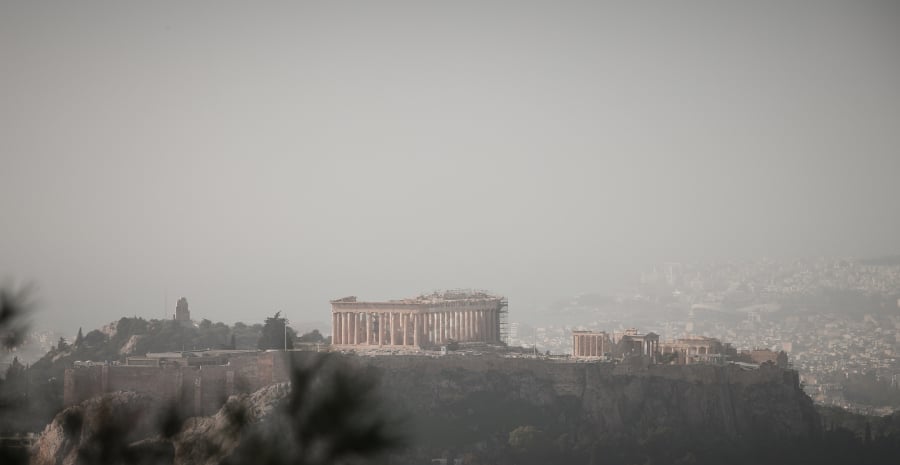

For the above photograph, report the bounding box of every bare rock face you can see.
[172,383,289,465]
[30,384,290,465]
[30,391,164,465]
[361,355,820,457]
[119,335,144,355]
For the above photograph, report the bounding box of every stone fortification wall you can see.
[63,352,287,416]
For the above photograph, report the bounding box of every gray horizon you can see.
[2,1,899,332]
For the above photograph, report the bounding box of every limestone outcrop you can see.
[31,355,819,464]
[31,384,289,465]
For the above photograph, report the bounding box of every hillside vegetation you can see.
[1,315,316,434]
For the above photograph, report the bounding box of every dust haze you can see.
[1,1,899,332]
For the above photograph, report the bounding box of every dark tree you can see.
[4,356,25,381]
[74,327,84,347]
[0,287,31,351]
[297,329,324,344]
[258,312,295,350]
[0,287,32,465]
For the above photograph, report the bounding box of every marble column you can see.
[350,313,356,345]
[435,312,441,344]
[479,311,485,341]
[478,311,484,341]
[460,311,466,341]
[335,313,340,345]
[346,313,351,345]
[332,313,338,345]
[450,312,456,340]
[408,313,413,346]
[462,311,468,341]
[402,313,408,346]
[431,313,436,344]
[376,312,381,345]
[385,313,391,345]
[345,313,351,345]
[459,311,469,341]
[363,313,369,344]
[444,312,449,341]
[350,313,355,344]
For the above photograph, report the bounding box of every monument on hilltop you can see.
[174,297,191,323]
[331,290,508,348]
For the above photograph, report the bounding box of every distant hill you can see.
[858,255,900,266]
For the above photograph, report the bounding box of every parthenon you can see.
[331,291,507,348]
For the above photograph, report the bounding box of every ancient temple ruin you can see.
[330,290,508,348]
[572,330,609,359]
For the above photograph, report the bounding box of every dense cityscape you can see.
[509,256,900,414]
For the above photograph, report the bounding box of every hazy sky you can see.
[2,1,899,332]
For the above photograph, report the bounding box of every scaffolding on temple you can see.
[498,296,509,345]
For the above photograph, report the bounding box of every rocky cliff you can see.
[365,355,819,459]
[31,384,289,465]
[31,354,819,464]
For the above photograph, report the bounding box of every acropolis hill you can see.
[46,351,820,465]
[39,286,822,464]
[51,288,822,464]
[63,290,795,415]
